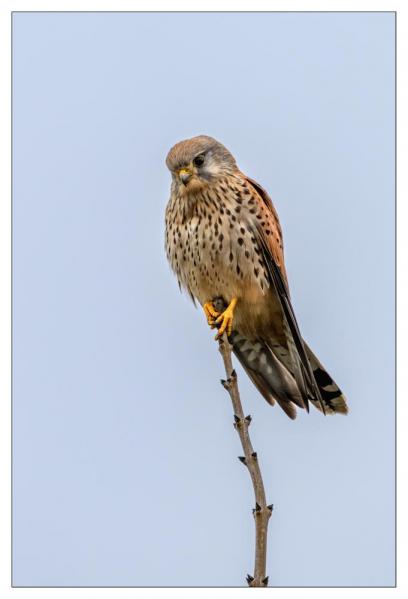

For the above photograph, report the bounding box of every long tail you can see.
[229,331,348,419]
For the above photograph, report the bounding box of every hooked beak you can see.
[178,168,192,186]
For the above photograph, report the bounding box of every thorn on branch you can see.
[230,369,237,380]
[262,576,269,586]
[238,456,247,465]
[251,451,257,460]
[246,574,254,586]
[220,378,231,390]
[233,414,242,428]
[244,414,252,425]
[252,502,262,514]
[267,504,274,512]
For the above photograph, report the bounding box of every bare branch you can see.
[217,332,272,587]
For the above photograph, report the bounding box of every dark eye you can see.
[193,154,205,167]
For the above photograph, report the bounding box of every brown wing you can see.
[245,176,289,288]
[244,175,325,414]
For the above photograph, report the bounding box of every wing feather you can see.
[244,175,325,413]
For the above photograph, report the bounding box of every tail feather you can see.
[229,331,348,419]
[241,364,298,420]
[230,331,300,419]
[304,342,349,415]
[282,319,312,412]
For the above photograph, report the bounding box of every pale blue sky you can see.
[12,12,395,587]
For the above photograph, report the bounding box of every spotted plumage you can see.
[165,135,348,419]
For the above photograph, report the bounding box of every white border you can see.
[1,2,404,598]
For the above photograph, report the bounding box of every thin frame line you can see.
[10,9,397,589]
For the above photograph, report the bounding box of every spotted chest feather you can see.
[165,174,281,308]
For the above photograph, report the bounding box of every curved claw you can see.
[203,301,220,327]
[214,297,238,340]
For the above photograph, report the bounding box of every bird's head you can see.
[166,135,238,195]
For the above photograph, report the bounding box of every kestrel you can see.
[164,135,348,419]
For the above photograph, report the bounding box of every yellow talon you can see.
[203,301,220,327]
[214,297,238,340]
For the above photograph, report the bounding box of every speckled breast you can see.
[165,178,270,310]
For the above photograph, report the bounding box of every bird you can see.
[164,135,348,419]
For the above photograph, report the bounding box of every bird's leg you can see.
[203,301,221,327]
[214,297,238,339]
